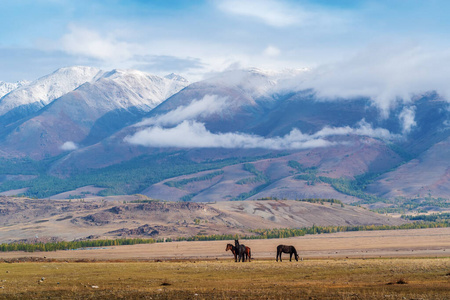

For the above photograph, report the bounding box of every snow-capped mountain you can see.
[0,67,188,158]
[0,80,30,98]
[0,66,103,122]
[47,68,449,203]
[97,69,188,110]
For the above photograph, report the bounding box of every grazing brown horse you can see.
[276,245,299,262]
[227,241,252,262]
[226,243,238,262]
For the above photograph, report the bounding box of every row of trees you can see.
[0,238,157,253]
[236,163,269,185]
[402,212,450,221]
[165,171,224,188]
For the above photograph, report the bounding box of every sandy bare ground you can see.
[1,228,449,261]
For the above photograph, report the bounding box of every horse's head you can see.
[225,244,233,251]
[295,254,299,261]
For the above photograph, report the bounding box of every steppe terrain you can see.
[0,229,449,299]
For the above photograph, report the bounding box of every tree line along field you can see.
[0,258,448,299]
[1,220,449,253]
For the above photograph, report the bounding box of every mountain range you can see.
[0,66,449,213]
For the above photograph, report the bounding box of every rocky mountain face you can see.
[0,67,449,209]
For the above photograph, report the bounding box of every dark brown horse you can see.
[234,240,252,262]
[227,243,252,262]
[276,245,299,262]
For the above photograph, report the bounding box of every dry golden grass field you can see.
[0,228,449,299]
[0,258,449,299]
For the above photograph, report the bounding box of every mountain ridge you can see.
[0,66,448,214]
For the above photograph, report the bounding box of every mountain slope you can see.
[44,69,406,202]
[367,135,450,199]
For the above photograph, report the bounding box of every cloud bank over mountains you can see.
[125,92,398,150]
[293,45,450,115]
[125,119,396,150]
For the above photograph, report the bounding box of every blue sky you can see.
[1,0,450,86]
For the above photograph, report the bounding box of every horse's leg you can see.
[290,252,292,261]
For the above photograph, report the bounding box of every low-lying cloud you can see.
[399,106,417,134]
[136,95,228,127]
[125,119,396,150]
[60,141,78,151]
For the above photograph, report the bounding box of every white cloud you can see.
[60,141,78,151]
[313,119,397,140]
[136,95,228,127]
[60,24,133,61]
[291,44,450,116]
[218,0,300,27]
[399,106,417,134]
[125,119,396,150]
[263,45,281,57]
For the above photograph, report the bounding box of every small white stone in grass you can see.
[91,285,99,289]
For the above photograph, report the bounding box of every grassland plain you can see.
[0,258,449,299]
[0,228,449,299]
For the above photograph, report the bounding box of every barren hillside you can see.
[0,196,405,243]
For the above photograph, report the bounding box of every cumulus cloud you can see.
[60,141,78,151]
[136,95,228,127]
[125,119,396,150]
[60,24,132,61]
